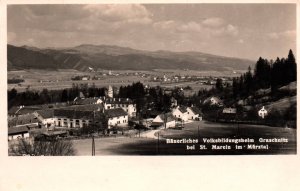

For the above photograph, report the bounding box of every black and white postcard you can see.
[1,1,300,191]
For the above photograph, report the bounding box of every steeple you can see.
[108,85,113,98]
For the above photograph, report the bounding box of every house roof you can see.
[189,107,202,115]
[105,98,133,104]
[8,106,42,115]
[8,114,39,127]
[60,104,104,112]
[8,126,29,135]
[53,109,103,120]
[75,98,102,105]
[178,106,188,113]
[105,108,128,118]
[35,109,54,119]
[158,113,176,122]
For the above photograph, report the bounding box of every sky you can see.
[7,4,296,60]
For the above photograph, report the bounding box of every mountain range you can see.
[7,44,255,71]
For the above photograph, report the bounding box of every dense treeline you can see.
[118,82,172,113]
[232,49,296,98]
[8,83,106,109]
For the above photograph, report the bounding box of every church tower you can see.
[108,85,113,98]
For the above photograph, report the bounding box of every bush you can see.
[10,138,76,156]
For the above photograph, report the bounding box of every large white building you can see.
[105,108,128,129]
[104,98,136,118]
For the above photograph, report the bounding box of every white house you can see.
[152,113,176,128]
[104,98,136,117]
[222,107,237,114]
[203,96,223,106]
[187,107,203,120]
[34,109,55,128]
[258,106,268,119]
[172,106,189,122]
[105,108,128,129]
[8,126,30,141]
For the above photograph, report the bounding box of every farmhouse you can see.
[105,108,128,129]
[187,107,203,120]
[172,106,189,122]
[152,113,176,128]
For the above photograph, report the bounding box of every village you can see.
[8,81,286,153]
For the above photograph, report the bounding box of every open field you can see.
[8,69,216,93]
[73,121,296,155]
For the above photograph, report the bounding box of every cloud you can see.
[177,21,202,33]
[202,17,225,28]
[83,4,152,24]
[267,30,296,40]
[153,20,176,30]
[226,24,239,36]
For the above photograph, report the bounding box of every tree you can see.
[10,138,76,156]
[215,78,223,91]
[254,57,271,89]
[285,49,297,84]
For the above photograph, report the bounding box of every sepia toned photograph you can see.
[7,3,297,156]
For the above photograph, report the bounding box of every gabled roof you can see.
[35,109,54,119]
[158,112,176,122]
[178,106,188,113]
[53,109,103,120]
[8,126,29,135]
[189,107,202,115]
[105,108,128,118]
[8,114,39,127]
[8,106,41,115]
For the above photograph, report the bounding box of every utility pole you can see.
[92,136,95,156]
[157,132,160,155]
[92,110,96,156]
[198,125,200,140]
